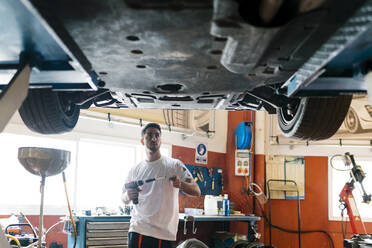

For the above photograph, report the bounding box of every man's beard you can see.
[149,145,159,153]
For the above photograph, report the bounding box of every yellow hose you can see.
[62,172,77,248]
[5,234,21,248]
[245,175,250,190]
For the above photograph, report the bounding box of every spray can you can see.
[222,194,229,216]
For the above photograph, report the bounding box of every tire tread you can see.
[19,89,79,134]
[278,96,352,140]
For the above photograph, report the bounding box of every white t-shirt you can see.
[122,156,192,241]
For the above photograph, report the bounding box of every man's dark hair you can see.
[141,123,161,137]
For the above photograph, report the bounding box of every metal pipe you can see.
[80,110,214,139]
[297,188,301,248]
[210,110,216,137]
[268,115,372,148]
[38,176,45,248]
[268,182,272,247]
[19,212,37,240]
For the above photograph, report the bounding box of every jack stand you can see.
[0,63,31,133]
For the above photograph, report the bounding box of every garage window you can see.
[0,133,170,215]
[329,157,372,222]
[0,133,77,215]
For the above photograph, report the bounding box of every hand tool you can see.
[209,168,215,191]
[124,177,165,204]
[196,167,204,182]
[193,168,199,182]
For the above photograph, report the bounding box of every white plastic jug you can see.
[204,195,218,215]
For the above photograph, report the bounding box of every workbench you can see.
[67,214,261,248]
[179,214,260,223]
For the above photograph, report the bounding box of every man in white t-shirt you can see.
[122,123,201,248]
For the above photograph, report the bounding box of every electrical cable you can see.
[255,199,335,248]
[162,110,168,126]
[45,220,64,236]
[19,212,38,240]
[330,154,351,171]
[171,109,175,127]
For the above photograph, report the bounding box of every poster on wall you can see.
[195,143,208,164]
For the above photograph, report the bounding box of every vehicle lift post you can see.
[0,59,32,133]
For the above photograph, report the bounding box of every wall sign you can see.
[195,143,208,164]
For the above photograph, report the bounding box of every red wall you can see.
[224,111,372,248]
[259,156,372,248]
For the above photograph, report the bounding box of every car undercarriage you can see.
[1,0,372,140]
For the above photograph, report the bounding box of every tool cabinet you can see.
[67,216,131,248]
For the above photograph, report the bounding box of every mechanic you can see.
[122,123,201,248]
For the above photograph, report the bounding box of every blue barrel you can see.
[234,121,252,149]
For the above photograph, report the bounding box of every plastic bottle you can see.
[222,194,229,216]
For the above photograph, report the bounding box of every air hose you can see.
[5,234,21,248]
[256,201,335,248]
[62,172,77,248]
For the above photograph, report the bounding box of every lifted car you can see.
[1,0,371,140]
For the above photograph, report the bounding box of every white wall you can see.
[5,110,228,153]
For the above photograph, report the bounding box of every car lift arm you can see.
[0,62,32,133]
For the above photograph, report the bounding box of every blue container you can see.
[223,194,229,216]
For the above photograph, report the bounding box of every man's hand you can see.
[169,176,201,196]
[169,176,181,188]
[127,188,141,201]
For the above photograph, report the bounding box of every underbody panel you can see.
[0,0,371,110]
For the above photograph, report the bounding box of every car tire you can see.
[19,89,80,134]
[277,96,352,140]
[343,107,361,134]
[176,238,208,248]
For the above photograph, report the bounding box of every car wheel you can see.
[19,89,80,134]
[343,107,361,133]
[176,238,208,248]
[277,96,352,140]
